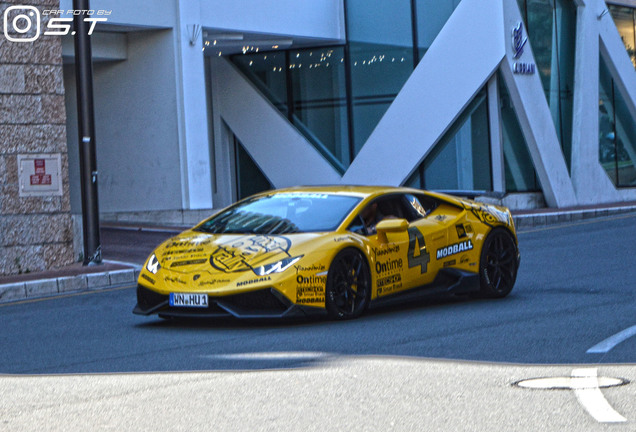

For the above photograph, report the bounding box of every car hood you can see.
[155,230,320,275]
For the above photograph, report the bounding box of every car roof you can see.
[260,185,423,199]
[257,185,468,207]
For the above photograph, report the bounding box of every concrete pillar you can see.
[174,0,214,210]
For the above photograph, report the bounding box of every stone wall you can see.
[0,0,74,275]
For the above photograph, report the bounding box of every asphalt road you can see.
[1,215,635,430]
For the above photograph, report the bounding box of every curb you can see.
[512,204,636,229]
[0,268,141,305]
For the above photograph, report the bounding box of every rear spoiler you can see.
[432,190,486,200]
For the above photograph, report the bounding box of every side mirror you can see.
[376,218,409,232]
[375,218,408,243]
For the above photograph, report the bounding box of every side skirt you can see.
[369,268,480,310]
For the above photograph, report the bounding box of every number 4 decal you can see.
[407,227,430,274]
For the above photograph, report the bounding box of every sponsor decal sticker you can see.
[236,276,271,287]
[170,258,208,268]
[198,279,231,287]
[164,275,187,285]
[436,240,474,260]
[377,273,401,288]
[294,264,326,274]
[372,245,400,260]
[210,235,291,273]
[464,203,509,227]
[141,273,155,285]
[375,257,403,275]
[272,193,328,200]
[377,283,402,297]
[456,224,466,239]
[296,274,326,305]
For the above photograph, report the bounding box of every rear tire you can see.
[478,228,518,298]
[325,248,371,319]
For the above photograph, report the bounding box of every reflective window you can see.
[232,48,349,172]
[499,72,540,192]
[234,138,272,200]
[346,0,415,155]
[198,193,362,234]
[599,56,636,187]
[608,5,636,69]
[404,88,491,191]
[229,1,495,192]
[518,0,577,170]
[415,0,462,59]
[290,48,349,169]
[232,53,287,116]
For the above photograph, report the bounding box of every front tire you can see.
[479,228,518,298]
[325,248,371,319]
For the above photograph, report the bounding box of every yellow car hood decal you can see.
[157,231,318,274]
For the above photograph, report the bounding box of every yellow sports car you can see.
[133,186,520,320]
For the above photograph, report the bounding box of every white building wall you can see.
[60,0,176,28]
[64,30,183,214]
[198,0,344,41]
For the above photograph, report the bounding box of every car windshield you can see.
[195,192,362,234]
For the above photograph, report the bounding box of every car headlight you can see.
[253,256,303,276]
[146,254,161,274]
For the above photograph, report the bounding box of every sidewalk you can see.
[2,201,636,305]
[511,200,636,228]
[0,261,141,304]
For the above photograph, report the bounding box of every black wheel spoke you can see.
[326,249,370,319]
[480,229,518,298]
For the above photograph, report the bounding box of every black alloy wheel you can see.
[478,228,519,298]
[325,248,371,319]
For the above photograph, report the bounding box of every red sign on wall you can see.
[18,153,63,197]
[30,159,52,186]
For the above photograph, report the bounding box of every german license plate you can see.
[169,293,208,308]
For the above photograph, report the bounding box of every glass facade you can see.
[346,0,415,153]
[415,0,462,59]
[226,0,636,198]
[599,56,636,187]
[404,88,492,191]
[609,4,636,69]
[289,48,349,170]
[232,48,349,172]
[234,138,273,200]
[230,0,467,176]
[518,0,576,171]
[499,72,540,192]
[232,52,288,115]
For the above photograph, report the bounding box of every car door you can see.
[357,193,450,298]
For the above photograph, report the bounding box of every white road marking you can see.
[587,325,636,354]
[571,368,626,423]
